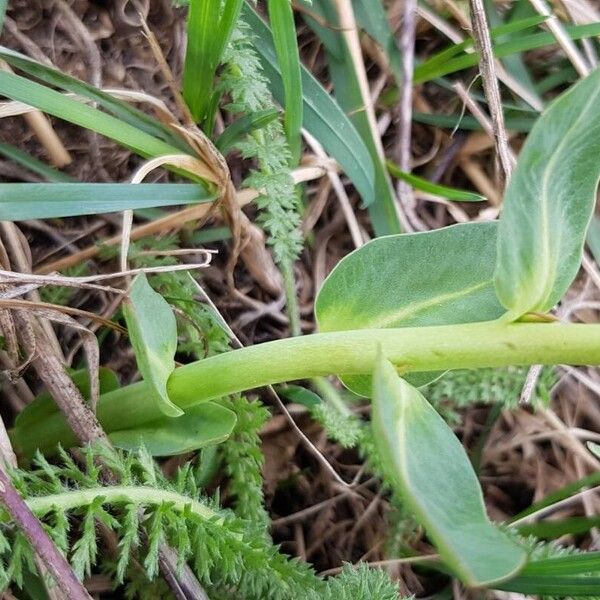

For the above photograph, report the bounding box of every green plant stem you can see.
[13,322,600,455]
[24,486,219,522]
[281,258,301,337]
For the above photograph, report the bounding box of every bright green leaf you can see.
[183,0,243,125]
[387,160,485,202]
[0,46,189,152]
[414,22,600,83]
[123,274,182,417]
[267,0,303,165]
[495,67,600,318]
[315,222,504,393]
[0,70,181,158]
[0,183,214,220]
[110,402,237,456]
[371,354,527,586]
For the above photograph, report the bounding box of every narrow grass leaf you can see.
[0,142,75,182]
[243,4,376,206]
[417,15,547,82]
[497,575,600,595]
[300,0,400,234]
[371,354,527,586]
[413,111,536,132]
[183,0,243,125]
[267,0,303,164]
[483,0,542,107]
[521,552,600,576]
[316,222,504,392]
[0,46,190,152]
[516,516,600,539]
[495,67,600,318]
[110,402,237,456]
[0,70,182,158]
[351,0,403,83]
[215,108,279,154]
[415,22,600,83]
[387,160,485,202]
[0,183,214,220]
[123,274,182,417]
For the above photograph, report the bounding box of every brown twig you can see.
[468,0,515,182]
[0,467,92,600]
[395,0,417,216]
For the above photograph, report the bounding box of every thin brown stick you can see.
[469,0,515,182]
[528,0,590,77]
[0,467,92,600]
[395,0,418,221]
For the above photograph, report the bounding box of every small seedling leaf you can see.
[315,222,504,393]
[495,67,600,318]
[110,402,236,456]
[123,274,182,417]
[371,353,527,587]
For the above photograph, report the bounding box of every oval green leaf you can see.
[372,354,527,587]
[110,402,236,456]
[123,274,182,417]
[495,67,600,318]
[315,222,504,393]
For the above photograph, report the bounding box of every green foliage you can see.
[300,0,400,234]
[218,395,270,528]
[495,67,600,318]
[123,274,181,417]
[316,563,403,600]
[242,3,376,207]
[371,354,527,586]
[316,222,504,393]
[424,366,556,421]
[267,0,303,165]
[220,21,303,265]
[183,0,244,127]
[2,446,404,598]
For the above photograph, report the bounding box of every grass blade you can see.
[243,4,376,207]
[386,160,485,202]
[495,67,600,318]
[267,0,303,164]
[0,142,75,183]
[183,0,243,126]
[0,70,182,158]
[0,46,189,152]
[300,0,400,234]
[415,22,600,83]
[497,575,600,596]
[371,354,526,586]
[0,183,214,220]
